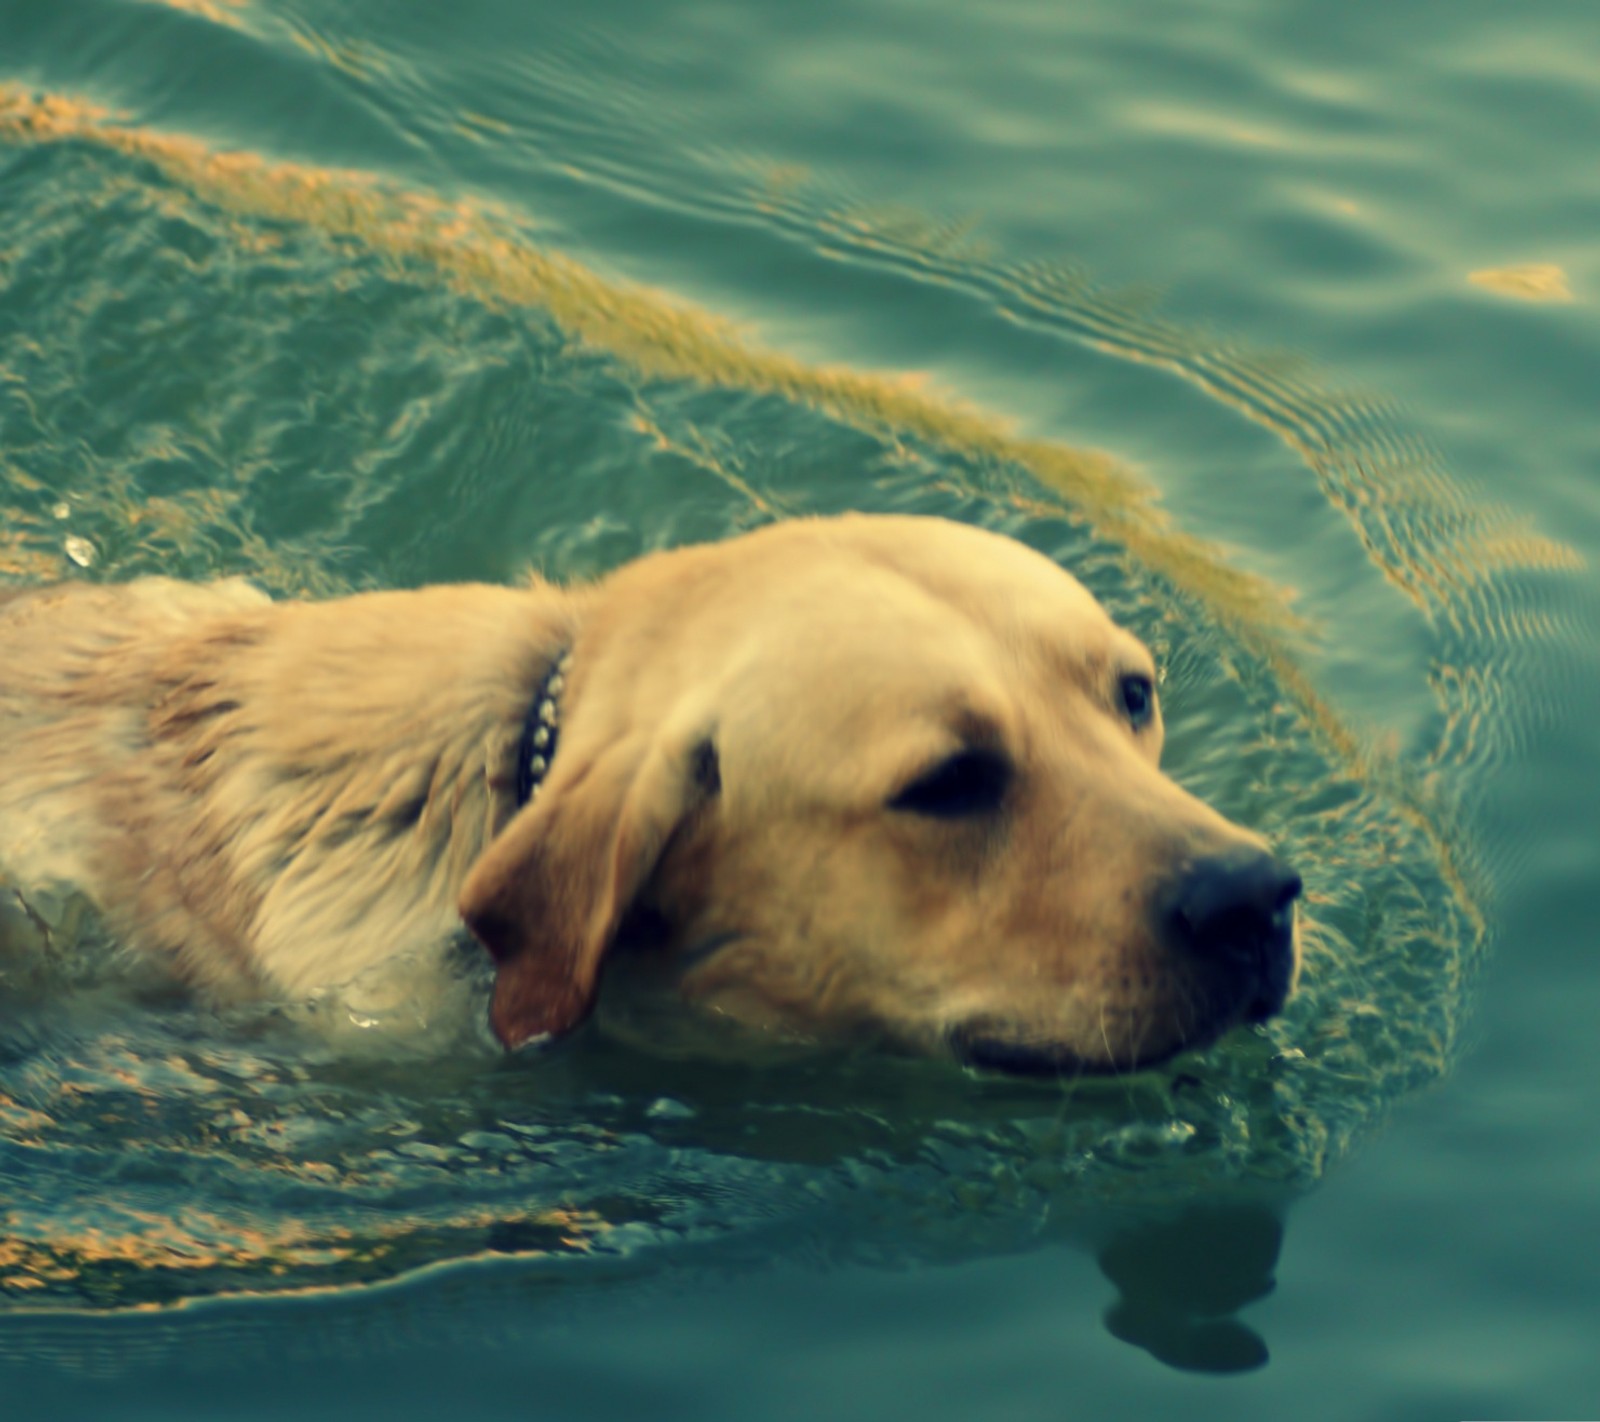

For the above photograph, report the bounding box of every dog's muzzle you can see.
[1159,847,1302,1022]
[950,847,1303,1078]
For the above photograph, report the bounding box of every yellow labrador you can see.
[0,516,1300,1073]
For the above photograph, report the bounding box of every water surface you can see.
[1,0,1597,1415]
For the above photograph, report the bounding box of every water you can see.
[1,0,1597,1415]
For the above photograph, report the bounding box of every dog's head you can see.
[460,515,1301,1074]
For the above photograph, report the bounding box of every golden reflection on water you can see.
[134,0,253,31]
[0,86,1292,634]
[0,530,60,582]
[0,1204,605,1300]
[1470,263,1574,302]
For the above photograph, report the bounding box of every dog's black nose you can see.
[1163,848,1302,1019]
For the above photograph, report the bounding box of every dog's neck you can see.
[514,648,571,807]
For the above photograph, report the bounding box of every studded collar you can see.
[514,648,571,807]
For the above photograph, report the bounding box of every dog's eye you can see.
[1118,673,1155,730]
[889,749,1011,819]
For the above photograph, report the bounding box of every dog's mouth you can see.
[948,871,1301,1079]
[949,985,1289,1079]
[946,1025,1221,1079]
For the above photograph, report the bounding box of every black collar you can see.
[515,649,571,808]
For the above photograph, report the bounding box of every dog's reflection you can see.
[1095,1200,1284,1373]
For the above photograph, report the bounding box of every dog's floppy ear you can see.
[459,731,715,1051]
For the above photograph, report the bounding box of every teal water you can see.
[1,0,1596,1416]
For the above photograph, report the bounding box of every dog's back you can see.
[1,574,560,999]
[0,577,272,925]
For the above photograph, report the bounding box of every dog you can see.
[0,515,1301,1073]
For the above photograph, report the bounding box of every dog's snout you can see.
[1163,847,1301,1019]
[1172,849,1301,952]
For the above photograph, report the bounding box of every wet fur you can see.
[0,516,1294,1068]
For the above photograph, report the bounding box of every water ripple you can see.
[0,80,1575,1311]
